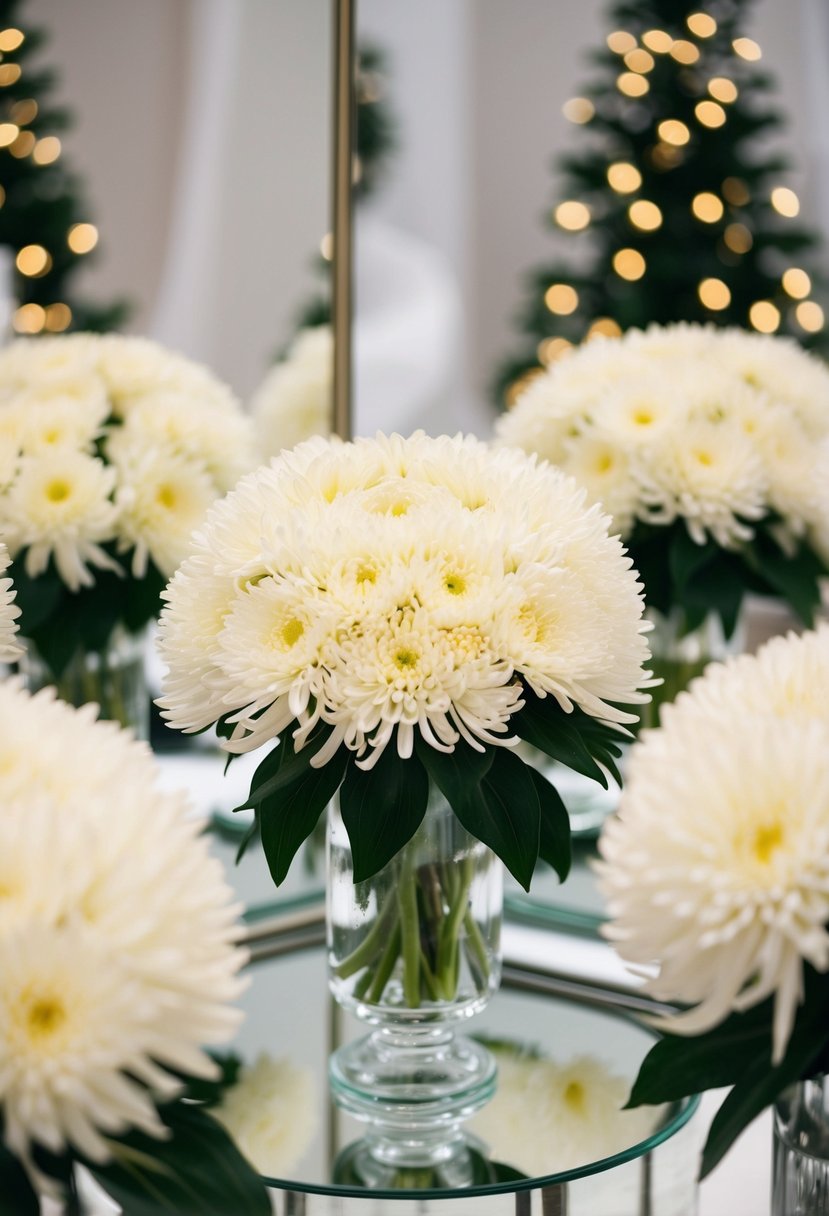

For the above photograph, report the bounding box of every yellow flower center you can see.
[752,822,784,865]
[444,573,467,596]
[563,1080,586,1112]
[595,452,615,473]
[632,407,655,426]
[45,478,71,503]
[281,618,305,648]
[356,565,376,586]
[693,448,714,467]
[43,427,62,444]
[156,484,177,509]
[26,996,67,1041]
[394,647,419,670]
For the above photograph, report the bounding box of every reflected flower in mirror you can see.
[251,326,332,461]
[470,1044,659,1175]
[214,1053,317,1176]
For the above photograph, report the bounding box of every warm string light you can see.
[16,244,51,277]
[687,12,717,38]
[624,48,654,74]
[537,336,573,365]
[692,192,724,223]
[505,367,546,408]
[586,317,622,339]
[628,199,662,231]
[67,223,98,254]
[607,161,641,193]
[722,177,750,206]
[642,29,673,54]
[782,268,811,299]
[13,303,45,334]
[0,63,21,86]
[33,135,61,165]
[749,301,781,333]
[708,77,738,104]
[795,301,824,333]
[723,223,753,253]
[650,142,684,170]
[0,121,18,147]
[698,278,731,310]
[562,97,594,124]
[658,119,690,147]
[0,27,24,52]
[733,37,762,61]
[554,200,591,231]
[545,283,579,315]
[771,187,800,217]
[9,98,36,125]
[44,303,72,332]
[617,72,649,98]
[607,30,637,54]
[613,248,646,280]
[696,100,727,128]
[670,40,700,65]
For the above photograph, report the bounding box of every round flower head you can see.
[158,432,652,769]
[497,324,829,554]
[0,334,253,592]
[214,1054,317,1176]
[0,541,21,660]
[598,625,829,1063]
[0,680,247,1169]
[251,326,333,460]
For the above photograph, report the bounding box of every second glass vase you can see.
[327,794,503,1187]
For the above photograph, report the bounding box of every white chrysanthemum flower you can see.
[498,323,829,552]
[214,1054,317,1176]
[470,1048,659,1175]
[251,326,333,460]
[2,447,120,589]
[0,679,247,1171]
[109,439,217,578]
[0,542,21,660]
[0,333,252,606]
[598,625,829,1063]
[159,432,651,769]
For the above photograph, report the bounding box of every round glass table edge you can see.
[245,936,701,1201]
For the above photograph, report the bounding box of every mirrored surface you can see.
[227,934,701,1209]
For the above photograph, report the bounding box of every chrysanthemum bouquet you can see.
[0,334,253,691]
[251,326,332,460]
[598,626,829,1177]
[498,325,829,648]
[0,680,268,1213]
[159,432,652,990]
[0,542,20,661]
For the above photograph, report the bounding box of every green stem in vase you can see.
[398,852,421,1007]
[463,908,490,986]
[335,891,399,980]
[436,858,475,1001]
[366,921,402,1004]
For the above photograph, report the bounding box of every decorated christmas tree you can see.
[496,0,826,407]
[0,0,128,336]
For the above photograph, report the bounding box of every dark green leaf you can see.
[628,997,775,1108]
[744,531,826,626]
[255,731,350,886]
[669,526,720,592]
[234,810,260,864]
[527,765,571,882]
[515,691,610,788]
[339,745,429,882]
[0,1141,40,1215]
[88,1103,270,1216]
[420,742,540,891]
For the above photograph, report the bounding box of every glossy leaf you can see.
[339,746,429,882]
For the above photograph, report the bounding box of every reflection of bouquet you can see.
[498,325,829,636]
[0,680,266,1211]
[470,1044,659,1175]
[159,432,652,897]
[251,326,332,460]
[599,626,829,1177]
[0,335,253,676]
[215,1053,317,1176]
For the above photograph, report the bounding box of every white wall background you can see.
[23,0,829,426]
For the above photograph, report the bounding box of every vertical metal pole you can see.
[331,0,355,441]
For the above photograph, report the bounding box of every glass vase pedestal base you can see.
[329,1025,496,1186]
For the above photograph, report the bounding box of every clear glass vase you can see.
[638,608,739,733]
[327,794,503,1188]
[773,1075,829,1214]
[19,625,150,739]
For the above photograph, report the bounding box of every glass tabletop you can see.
[224,924,701,1211]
